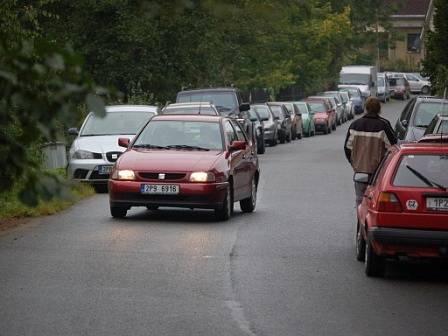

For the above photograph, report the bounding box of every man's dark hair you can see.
[365,97,381,115]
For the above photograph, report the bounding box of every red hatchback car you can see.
[304,97,336,134]
[108,115,260,220]
[355,142,448,277]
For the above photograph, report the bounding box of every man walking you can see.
[344,97,397,205]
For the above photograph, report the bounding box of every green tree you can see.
[423,0,448,95]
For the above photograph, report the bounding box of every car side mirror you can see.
[239,103,250,112]
[274,115,280,120]
[353,172,370,184]
[249,117,258,122]
[401,120,408,127]
[230,140,247,151]
[296,113,302,117]
[118,137,130,148]
[68,127,79,136]
[261,117,269,121]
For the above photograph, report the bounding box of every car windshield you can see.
[295,103,309,114]
[269,105,283,118]
[378,77,385,87]
[134,120,223,151]
[177,92,237,115]
[435,120,448,133]
[414,102,448,127]
[80,111,154,136]
[163,106,217,115]
[340,73,370,85]
[308,102,326,113]
[390,78,405,86]
[283,104,294,114]
[252,106,270,120]
[248,109,259,121]
[341,88,361,98]
[393,154,448,188]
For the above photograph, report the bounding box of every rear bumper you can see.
[369,227,448,247]
[109,180,228,209]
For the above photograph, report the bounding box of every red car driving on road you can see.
[108,115,260,220]
[355,141,448,277]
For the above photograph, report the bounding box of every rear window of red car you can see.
[393,154,448,188]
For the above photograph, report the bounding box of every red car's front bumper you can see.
[108,180,228,210]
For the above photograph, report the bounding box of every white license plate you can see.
[140,184,179,195]
[98,165,113,175]
[426,197,448,211]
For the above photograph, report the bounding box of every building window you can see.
[407,33,421,53]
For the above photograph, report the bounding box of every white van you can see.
[339,65,377,99]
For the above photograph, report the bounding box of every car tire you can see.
[297,130,302,139]
[279,133,285,144]
[356,222,366,262]
[110,206,127,218]
[287,132,291,143]
[94,184,108,193]
[257,138,265,154]
[270,137,277,146]
[240,176,257,213]
[332,122,336,131]
[215,184,233,221]
[421,86,430,95]
[365,240,386,277]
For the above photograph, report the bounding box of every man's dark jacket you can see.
[344,113,397,174]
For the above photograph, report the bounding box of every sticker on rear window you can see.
[406,199,418,211]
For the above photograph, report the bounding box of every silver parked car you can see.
[377,73,391,103]
[386,72,431,94]
[67,105,158,192]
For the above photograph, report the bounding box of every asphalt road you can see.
[1,98,448,336]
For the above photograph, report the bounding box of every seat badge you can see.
[158,173,166,180]
[406,200,418,211]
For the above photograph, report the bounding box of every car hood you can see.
[72,135,134,154]
[117,149,223,172]
[405,126,426,142]
[313,112,328,119]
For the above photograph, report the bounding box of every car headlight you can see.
[73,150,96,159]
[111,169,135,180]
[190,172,215,182]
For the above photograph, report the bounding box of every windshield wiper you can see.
[165,144,210,151]
[405,164,447,191]
[133,144,169,149]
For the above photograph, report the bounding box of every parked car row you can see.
[354,96,448,278]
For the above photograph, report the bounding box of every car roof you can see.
[165,102,215,107]
[399,141,448,152]
[106,105,159,113]
[178,87,237,94]
[151,114,223,122]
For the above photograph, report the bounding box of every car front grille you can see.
[89,171,109,180]
[106,151,122,162]
[138,172,187,181]
[73,169,89,179]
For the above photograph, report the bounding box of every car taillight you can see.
[377,192,403,212]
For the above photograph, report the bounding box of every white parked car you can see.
[67,105,158,192]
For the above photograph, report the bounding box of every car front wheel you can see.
[110,206,127,218]
[215,184,233,221]
[365,240,386,277]
[240,177,257,213]
[356,222,366,261]
[421,86,430,95]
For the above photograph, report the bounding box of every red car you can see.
[303,97,336,134]
[108,115,260,220]
[355,141,448,277]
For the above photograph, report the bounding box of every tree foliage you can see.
[0,1,107,204]
[423,0,448,95]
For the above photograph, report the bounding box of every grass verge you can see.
[0,179,95,224]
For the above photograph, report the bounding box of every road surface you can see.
[1,98,448,336]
